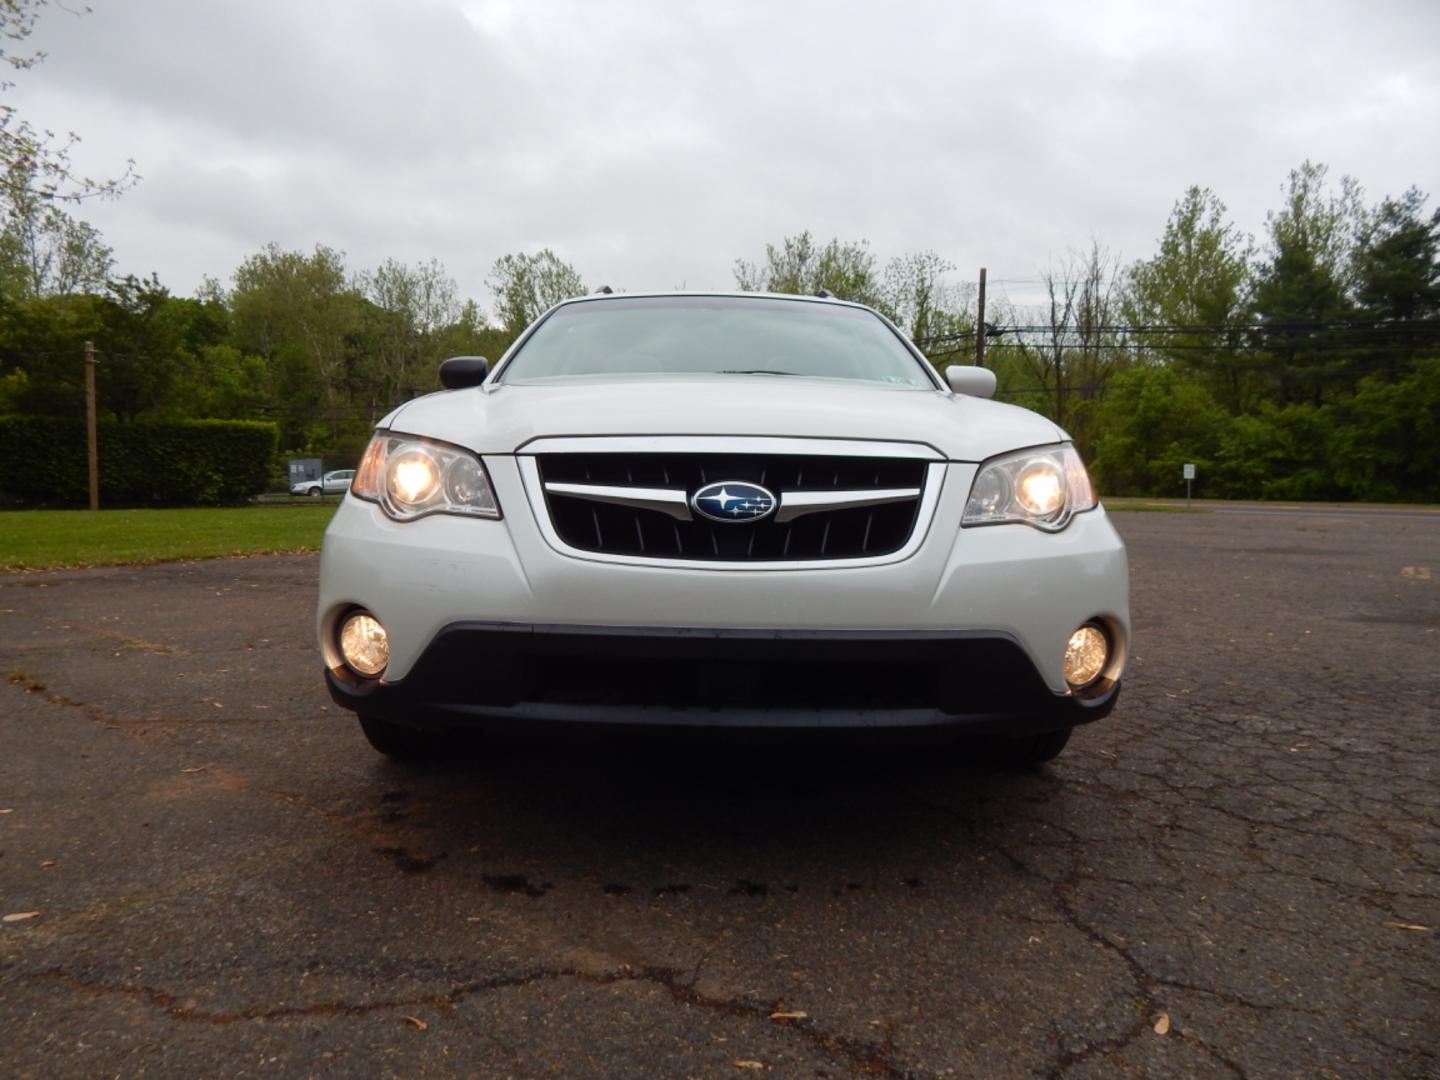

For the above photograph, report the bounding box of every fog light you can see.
[339,611,389,677]
[1064,624,1108,688]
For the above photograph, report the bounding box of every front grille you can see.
[536,451,927,561]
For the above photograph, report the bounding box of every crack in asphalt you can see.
[0,605,187,654]
[903,790,1154,1076]
[905,788,1271,1080]
[905,732,1439,1075]
[29,966,912,1077]
[3,667,275,729]
[5,516,1438,1077]
[12,652,1412,1078]
[4,671,122,726]
[1176,1031,1250,1079]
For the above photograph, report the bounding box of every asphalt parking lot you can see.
[2,509,1437,1078]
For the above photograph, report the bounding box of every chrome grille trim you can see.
[517,436,947,571]
[772,487,922,523]
[518,435,943,460]
[543,481,693,521]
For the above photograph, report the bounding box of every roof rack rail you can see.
[593,285,614,295]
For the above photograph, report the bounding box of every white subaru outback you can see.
[318,293,1129,764]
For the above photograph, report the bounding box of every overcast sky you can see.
[13,0,1440,315]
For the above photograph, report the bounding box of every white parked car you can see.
[292,469,355,497]
[318,293,1129,764]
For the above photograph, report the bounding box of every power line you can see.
[913,318,1440,350]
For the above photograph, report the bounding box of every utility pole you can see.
[84,340,98,511]
[975,267,987,368]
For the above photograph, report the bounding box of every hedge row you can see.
[0,416,279,507]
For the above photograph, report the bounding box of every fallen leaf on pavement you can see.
[1153,1013,1170,1035]
[769,1011,807,1020]
[3,911,41,922]
[404,1016,428,1031]
[40,860,55,868]
[732,1062,765,1071]
[1386,922,1430,932]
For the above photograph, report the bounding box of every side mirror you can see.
[439,356,489,389]
[945,366,997,399]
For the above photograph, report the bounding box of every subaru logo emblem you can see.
[691,481,776,524]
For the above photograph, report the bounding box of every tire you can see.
[984,727,1072,767]
[357,715,436,760]
[307,486,322,497]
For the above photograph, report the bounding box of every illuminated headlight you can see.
[352,432,500,522]
[339,611,389,677]
[962,444,1095,532]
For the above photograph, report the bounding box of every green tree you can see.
[1351,188,1440,375]
[1004,242,1128,452]
[1209,403,1337,500]
[167,343,270,421]
[1325,358,1440,501]
[229,243,362,445]
[0,1,137,206]
[1251,162,1364,404]
[879,249,972,346]
[1125,186,1254,411]
[0,274,228,422]
[733,232,882,306]
[95,275,199,422]
[1356,189,1440,320]
[1091,364,1223,495]
[357,257,462,403]
[0,159,114,298]
[0,364,26,411]
[486,249,585,335]
[0,290,101,415]
[432,298,513,368]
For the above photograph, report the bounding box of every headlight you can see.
[352,432,500,522]
[962,443,1095,532]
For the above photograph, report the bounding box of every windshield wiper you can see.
[717,369,802,376]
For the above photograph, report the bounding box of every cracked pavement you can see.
[1,510,1436,1078]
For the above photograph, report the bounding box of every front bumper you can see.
[324,622,1121,734]
[318,457,1130,732]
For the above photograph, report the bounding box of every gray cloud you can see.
[13,0,1440,315]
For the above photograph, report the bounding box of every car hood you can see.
[382,374,1067,461]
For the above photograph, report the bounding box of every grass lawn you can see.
[0,505,338,571]
[1104,500,1205,513]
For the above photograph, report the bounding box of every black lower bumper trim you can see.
[325,622,1120,735]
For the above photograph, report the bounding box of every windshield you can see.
[497,296,938,388]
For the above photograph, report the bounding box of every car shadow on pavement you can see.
[333,731,1073,902]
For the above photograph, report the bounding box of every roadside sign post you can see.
[1183,463,1196,508]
